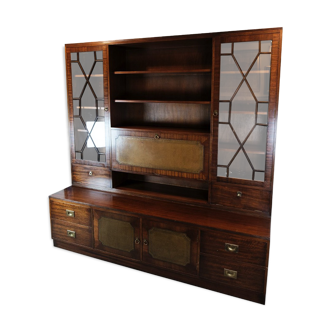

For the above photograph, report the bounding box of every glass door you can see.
[68,47,108,164]
[217,40,271,182]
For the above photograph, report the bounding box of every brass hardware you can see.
[88,171,93,176]
[213,110,218,116]
[67,230,76,238]
[66,209,75,217]
[135,238,140,245]
[143,239,148,245]
[154,134,160,139]
[104,108,108,112]
[224,268,237,279]
[225,243,239,253]
[236,191,242,198]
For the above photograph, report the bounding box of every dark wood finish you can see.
[93,209,141,260]
[200,231,268,266]
[51,219,92,247]
[51,29,282,304]
[50,186,270,239]
[200,254,266,293]
[72,164,111,189]
[142,218,199,275]
[50,199,91,227]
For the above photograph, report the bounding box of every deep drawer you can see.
[111,129,209,180]
[51,219,92,247]
[200,231,268,266]
[50,200,91,227]
[200,254,266,293]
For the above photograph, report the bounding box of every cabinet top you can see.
[63,25,285,47]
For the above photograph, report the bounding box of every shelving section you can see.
[109,38,212,202]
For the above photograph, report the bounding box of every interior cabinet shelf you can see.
[114,69,211,74]
[114,99,211,104]
[111,125,210,134]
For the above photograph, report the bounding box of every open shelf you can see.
[112,172,209,204]
[114,99,210,104]
[111,125,210,135]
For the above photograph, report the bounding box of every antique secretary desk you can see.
[49,28,282,304]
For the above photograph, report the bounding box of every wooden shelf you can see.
[114,69,211,74]
[111,125,210,134]
[219,145,266,155]
[114,99,211,104]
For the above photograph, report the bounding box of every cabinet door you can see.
[211,30,281,188]
[142,219,199,275]
[93,209,140,260]
[66,45,110,166]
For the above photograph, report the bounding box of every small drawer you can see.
[72,164,111,189]
[211,183,271,213]
[51,219,92,247]
[201,231,268,266]
[50,200,91,226]
[200,254,266,293]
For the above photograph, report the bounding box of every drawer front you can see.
[72,164,111,189]
[50,200,91,227]
[200,254,266,293]
[201,231,268,266]
[111,129,209,180]
[211,183,271,213]
[51,219,92,247]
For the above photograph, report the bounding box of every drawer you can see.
[201,231,268,266]
[50,200,91,226]
[51,219,92,247]
[72,164,111,189]
[111,129,209,180]
[200,254,266,293]
[211,183,271,213]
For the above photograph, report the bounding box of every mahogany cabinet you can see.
[49,28,282,304]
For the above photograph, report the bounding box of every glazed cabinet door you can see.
[66,45,110,166]
[210,29,282,212]
[93,209,140,260]
[142,219,199,275]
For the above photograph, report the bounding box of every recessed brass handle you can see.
[135,238,140,245]
[213,110,218,116]
[104,108,108,112]
[66,209,75,217]
[67,230,76,238]
[88,171,93,176]
[143,239,148,245]
[224,268,237,279]
[225,243,239,253]
[236,191,242,198]
[154,134,160,139]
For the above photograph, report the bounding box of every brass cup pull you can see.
[224,268,237,279]
[88,171,93,176]
[143,239,148,246]
[135,238,140,245]
[236,191,242,198]
[225,243,239,253]
[154,134,160,139]
[67,230,76,238]
[66,209,75,217]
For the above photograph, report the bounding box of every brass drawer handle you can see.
[143,239,148,245]
[224,268,237,279]
[67,230,76,238]
[225,243,239,253]
[135,238,140,245]
[66,209,75,217]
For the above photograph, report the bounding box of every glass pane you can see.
[261,40,272,52]
[217,166,227,177]
[219,55,242,100]
[254,172,265,182]
[219,102,229,122]
[71,51,105,163]
[233,41,259,74]
[71,52,77,61]
[247,54,271,101]
[257,103,268,124]
[244,126,267,170]
[220,43,232,54]
[229,150,252,180]
[217,124,239,166]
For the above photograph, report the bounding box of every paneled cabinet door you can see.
[93,209,140,260]
[66,45,110,166]
[142,219,199,275]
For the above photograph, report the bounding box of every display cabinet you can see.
[49,28,282,304]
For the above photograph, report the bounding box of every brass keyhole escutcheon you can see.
[237,191,242,198]
[143,239,148,245]
[89,171,93,176]
[213,110,218,116]
[135,238,140,245]
[104,108,109,112]
[225,243,239,253]
[154,134,160,139]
